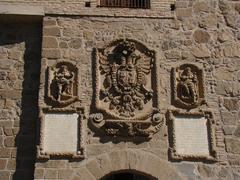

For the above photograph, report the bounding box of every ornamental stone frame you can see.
[171,63,206,109]
[46,61,80,107]
[37,107,86,159]
[167,109,217,162]
[90,39,163,138]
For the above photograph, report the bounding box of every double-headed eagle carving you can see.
[98,40,153,118]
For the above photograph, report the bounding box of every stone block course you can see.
[34,168,44,179]
[42,37,59,48]
[0,171,10,180]
[0,159,7,170]
[43,27,61,37]
[44,169,58,179]
[4,137,15,147]
[225,137,240,154]
[42,49,61,59]
[86,159,104,179]
[6,159,16,170]
[75,167,96,180]
[57,169,74,179]
[223,98,239,111]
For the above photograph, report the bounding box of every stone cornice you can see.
[0,4,44,16]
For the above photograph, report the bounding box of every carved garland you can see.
[90,39,162,137]
[168,109,217,162]
[37,107,86,159]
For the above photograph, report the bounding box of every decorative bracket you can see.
[90,111,164,138]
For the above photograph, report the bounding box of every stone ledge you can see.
[0,4,44,16]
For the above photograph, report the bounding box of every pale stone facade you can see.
[0,0,240,180]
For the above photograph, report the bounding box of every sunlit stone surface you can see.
[43,113,78,153]
[174,116,209,156]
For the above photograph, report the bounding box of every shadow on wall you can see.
[0,21,42,179]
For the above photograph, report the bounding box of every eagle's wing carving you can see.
[135,55,153,74]
[98,52,111,74]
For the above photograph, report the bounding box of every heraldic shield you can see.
[90,39,163,138]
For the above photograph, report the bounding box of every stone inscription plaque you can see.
[43,113,78,153]
[175,116,209,156]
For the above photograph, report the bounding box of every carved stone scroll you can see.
[46,61,79,106]
[172,64,205,109]
[168,110,217,162]
[91,39,162,138]
[90,111,164,138]
[37,107,85,159]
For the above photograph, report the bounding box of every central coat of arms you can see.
[91,39,163,137]
[99,40,153,118]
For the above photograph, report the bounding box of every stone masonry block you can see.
[42,37,59,48]
[225,138,240,154]
[0,159,6,170]
[86,159,104,179]
[75,167,96,180]
[0,171,10,180]
[108,150,128,172]
[42,49,61,59]
[44,169,58,179]
[43,27,61,37]
[58,169,74,179]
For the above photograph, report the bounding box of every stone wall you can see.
[0,0,240,180]
[0,22,42,180]
[0,0,175,17]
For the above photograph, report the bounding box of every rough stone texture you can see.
[0,0,240,179]
[0,22,42,179]
[193,29,211,44]
[225,138,240,154]
[197,164,216,178]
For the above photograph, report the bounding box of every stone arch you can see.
[100,169,158,180]
[74,149,185,180]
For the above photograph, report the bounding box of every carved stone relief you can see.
[172,64,205,109]
[168,110,217,161]
[46,61,79,106]
[90,39,162,138]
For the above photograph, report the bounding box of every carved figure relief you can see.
[172,64,205,109]
[91,39,162,138]
[47,62,79,106]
